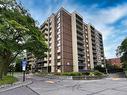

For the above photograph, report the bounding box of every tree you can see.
[0,0,47,79]
[15,58,22,72]
[117,37,127,70]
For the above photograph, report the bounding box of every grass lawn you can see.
[0,75,17,85]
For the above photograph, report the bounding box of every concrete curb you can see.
[0,80,33,93]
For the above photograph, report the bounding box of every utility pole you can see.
[104,57,108,74]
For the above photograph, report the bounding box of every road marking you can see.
[112,78,120,80]
[45,81,55,84]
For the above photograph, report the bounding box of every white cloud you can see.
[21,0,127,58]
[89,3,127,24]
[77,3,127,58]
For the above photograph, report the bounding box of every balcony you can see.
[78,63,85,66]
[77,45,84,50]
[77,39,83,44]
[28,58,35,62]
[27,55,34,59]
[78,50,85,55]
[45,35,48,39]
[49,35,52,38]
[77,34,83,40]
[76,23,83,30]
[76,14,83,21]
[57,55,61,59]
[57,31,60,35]
[49,57,51,60]
[49,40,52,44]
[77,28,83,34]
[57,37,60,41]
[57,42,60,46]
[57,49,60,53]
[49,51,52,54]
[76,19,83,26]
[78,57,85,61]
[44,63,48,67]
[44,58,47,61]
[57,62,61,66]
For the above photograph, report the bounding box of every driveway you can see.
[28,75,127,95]
[0,74,127,95]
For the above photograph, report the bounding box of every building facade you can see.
[106,58,121,66]
[27,52,36,72]
[40,7,105,73]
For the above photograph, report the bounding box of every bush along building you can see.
[40,7,105,73]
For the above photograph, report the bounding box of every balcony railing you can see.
[78,57,85,61]
[78,50,85,55]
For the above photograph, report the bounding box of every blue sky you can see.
[17,0,127,59]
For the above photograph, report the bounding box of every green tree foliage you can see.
[14,58,22,72]
[0,0,47,79]
[117,37,127,70]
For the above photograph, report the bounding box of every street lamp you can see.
[101,57,108,74]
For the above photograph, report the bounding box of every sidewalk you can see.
[0,73,33,93]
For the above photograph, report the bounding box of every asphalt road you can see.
[28,77,127,95]
[0,86,39,95]
[0,74,127,95]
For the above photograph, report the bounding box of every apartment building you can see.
[40,7,105,73]
[86,24,105,69]
[27,52,36,72]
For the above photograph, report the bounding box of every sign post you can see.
[21,58,27,82]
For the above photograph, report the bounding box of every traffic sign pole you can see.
[23,71,25,82]
[21,59,27,82]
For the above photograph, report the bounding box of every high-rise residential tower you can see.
[40,7,105,73]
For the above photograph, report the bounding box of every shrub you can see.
[53,73,62,76]
[82,71,104,77]
[89,72,95,76]
[94,65,106,73]
[124,71,127,77]
[82,72,90,76]
[61,72,82,76]
[93,71,104,76]
[0,76,17,85]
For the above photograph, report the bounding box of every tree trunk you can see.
[3,62,10,76]
[0,63,4,79]
[0,53,11,78]
[3,55,11,76]
[0,50,18,78]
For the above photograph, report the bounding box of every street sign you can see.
[21,58,27,82]
[22,60,27,71]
